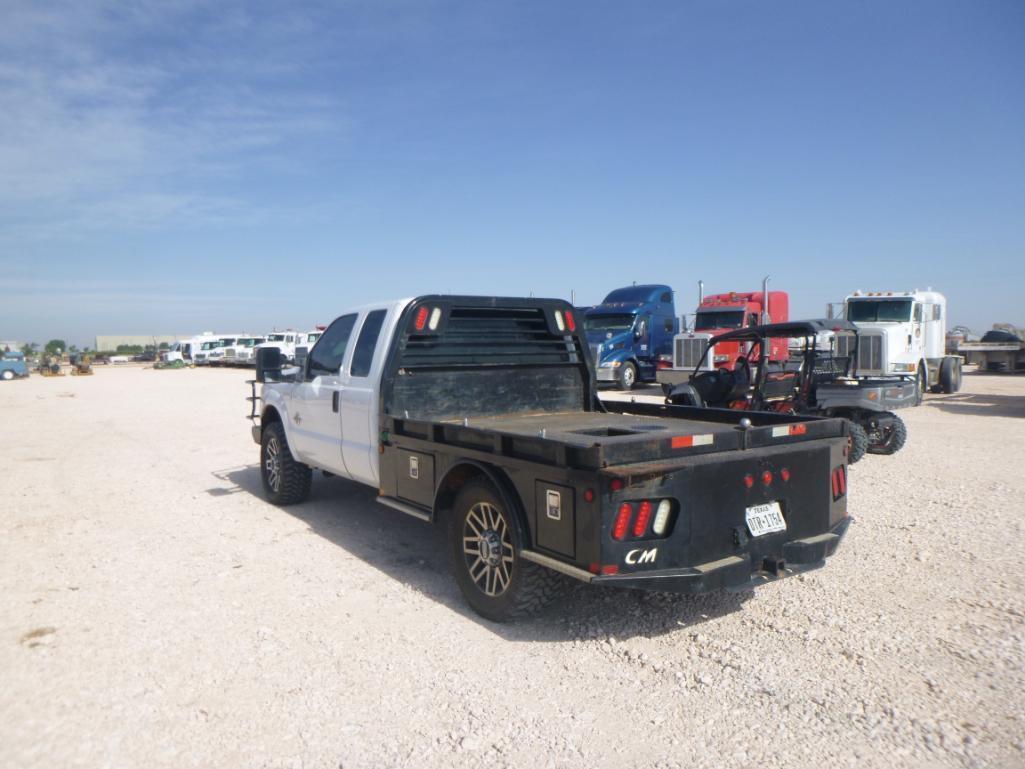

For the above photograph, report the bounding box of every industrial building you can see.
[1,340,24,352]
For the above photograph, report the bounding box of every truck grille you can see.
[675,336,713,369]
[837,332,884,373]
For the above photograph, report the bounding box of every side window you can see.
[308,314,357,377]
[660,292,672,304]
[913,304,923,322]
[350,309,387,377]
[663,318,673,333]
[933,305,942,321]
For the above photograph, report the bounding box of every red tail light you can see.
[613,503,633,540]
[743,474,754,489]
[781,468,791,482]
[761,470,773,486]
[610,478,624,492]
[831,466,847,499]
[565,310,576,331]
[413,306,429,331]
[583,488,595,503]
[633,501,653,537]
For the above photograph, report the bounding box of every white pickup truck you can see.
[248,295,852,621]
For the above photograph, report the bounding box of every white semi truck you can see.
[833,290,963,395]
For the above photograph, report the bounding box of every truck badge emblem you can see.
[546,490,561,521]
[626,548,658,565]
[409,456,419,480]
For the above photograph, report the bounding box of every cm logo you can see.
[625,547,658,565]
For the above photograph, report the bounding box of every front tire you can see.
[449,481,563,622]
[260,422,312,505]
[617,362,637,390]
[1,370,13,381]
[915,365,927,403]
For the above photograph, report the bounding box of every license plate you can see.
[745,501,786,537]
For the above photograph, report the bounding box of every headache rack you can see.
[382,297,596,424]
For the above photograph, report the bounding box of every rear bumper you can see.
[591,516,852,594]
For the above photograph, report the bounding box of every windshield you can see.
[695,310,745,330]
[846,300,912,323]
[307,333,321,343]
[237,338,258,347]
[267,334,286,342]
[200,341,222,350]
[584,314,636,332]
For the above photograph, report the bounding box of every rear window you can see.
[350,310,387,377]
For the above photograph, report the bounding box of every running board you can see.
[375,496,431,522]
[520,549,594,583]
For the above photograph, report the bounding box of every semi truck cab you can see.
[836,290,962,395]
[658,279,789,387]
[584,284,677,389]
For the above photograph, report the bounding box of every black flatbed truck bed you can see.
[369,296,851,619]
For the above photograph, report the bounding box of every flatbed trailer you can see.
[251,296,852,621]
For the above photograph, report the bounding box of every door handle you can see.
[332,390,340,413]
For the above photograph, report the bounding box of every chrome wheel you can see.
[462,502,514,597]
[264,436,281,492]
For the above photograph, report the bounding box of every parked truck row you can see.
[163,329,324,367]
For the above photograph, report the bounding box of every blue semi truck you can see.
[584,285,678,389]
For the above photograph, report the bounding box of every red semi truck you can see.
[657,278,790,387]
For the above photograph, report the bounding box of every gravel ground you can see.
[2,365,1023,769]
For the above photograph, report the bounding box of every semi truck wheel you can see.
[1,370,13,381]
[617,362,636,390]
[449,481,563,622]
[260,422,312,505]
[915,366,927,404]
[847,421,868,464]
[866,412,907,456]
[938,357,961,394]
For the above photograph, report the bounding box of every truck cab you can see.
[256,332,300,363]
[584,284,677,390]
[837,290,962,395]
[658,281,789,387]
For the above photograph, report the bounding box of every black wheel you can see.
[1,370,13,381]
[915,365,927,402]
[449,481,563,622]
[867,412,907,456]
[617,361,637,390]
[938,357,960,394]
[847,421,869,464]
[260,422,312,505]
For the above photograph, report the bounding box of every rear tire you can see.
[260,422,312,505]
[938,357,960,394]
[867,412,907,456]
[847,421,869,464]
[449,481,563,622]
[617,362,637,390]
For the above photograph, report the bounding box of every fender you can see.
[434,459,531,548]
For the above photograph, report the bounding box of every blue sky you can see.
[1,0,1023,346]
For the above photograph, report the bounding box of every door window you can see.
[308,314,357,377]
[350,310,387,377]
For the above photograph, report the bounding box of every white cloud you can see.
[0,0,347,238]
